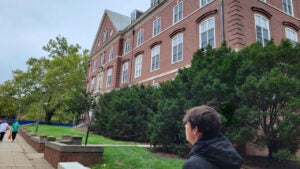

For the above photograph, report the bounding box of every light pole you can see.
[35,85,48,134]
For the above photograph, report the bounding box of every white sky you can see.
[0,0,149,83]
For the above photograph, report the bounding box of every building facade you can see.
[86,0,300,94]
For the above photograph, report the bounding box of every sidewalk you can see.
[0,131,54,169]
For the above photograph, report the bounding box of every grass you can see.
[25,125,134,144]
[24,125,184,169]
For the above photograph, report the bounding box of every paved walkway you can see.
[0,131,54,169]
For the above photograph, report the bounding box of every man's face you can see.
[185,122,202,145]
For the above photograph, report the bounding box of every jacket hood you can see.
[187,131,242,169]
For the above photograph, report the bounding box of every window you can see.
[100,53,105,66]
[135,55,142,78]
[255,14,270,46]
[97,39,100,47]
[151,0,159,7]
[93,60,97,71]
[97,74,103,90]
[109,47,114,62]
[90,77,95,92]
[200,17,215,49]
[282,0,293,16]
[103,30,108,42]
[124,39,130,54]
[151,83,159,88]
[200,0,213,8]
[153,17,161,36]
[151,46,160,71]
[172,33,183,63]
[285,28,298,46]
[137,29,144,47]
[173,1,183,24]
[106,68,112,87]
[121,62,128,83]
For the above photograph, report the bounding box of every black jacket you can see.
[183,132,242,169]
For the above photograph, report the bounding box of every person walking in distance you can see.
[0,120,11,142]
[183,105,242,169]
[11,120,20,143]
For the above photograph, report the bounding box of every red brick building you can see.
[86,0,300,94]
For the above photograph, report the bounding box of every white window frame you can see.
[106,68,112,87]
[103,30,108,42]
[200,0,213,8]
[135,54,142,78]
[93,60,97,71]
[121,62,128,83]
[109,47,114,62]
[254,14,270,46]
[100,53,105,67]
[97,74,103,90]
[151,46,160,71]
[124,39,130,54]
[90,77,95,92]
[153,17,161,37]
[199,17,215,49]
[285,28,298,46]
[172,33,183,64]
[173,1,183,24]
[151,83,159,88]
[282,0,294,16]
[151,0,159,7]
[137,29,144,47]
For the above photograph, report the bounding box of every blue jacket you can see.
[183,132,242,169]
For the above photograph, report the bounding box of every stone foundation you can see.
[45,141,104,168]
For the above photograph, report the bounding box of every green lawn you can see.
[24,125,184,169]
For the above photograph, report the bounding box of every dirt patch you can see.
[241,156,300,169]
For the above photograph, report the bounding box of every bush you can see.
[272,149,294,160]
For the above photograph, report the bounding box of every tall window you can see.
[151,46,160,71]
[200,0,213,8]
[97,74,103,90]
[124,39,130,54]
[172,33,183,63]
[200,17,215,49]
[90,77,95,92]
[135,55,142,78]
[255,14,270,46]
[121,62,128,83]
[137,29,144,47]
[173,1,183,24]
[151,0,159,7]
[109,47,114,62]
[285,28,298,46]
[93,60,97,71]
[103,30,108,42]
[100,53,105,66]
[153,17,161,36]
[282,0,293,16]
[106,68,112,87]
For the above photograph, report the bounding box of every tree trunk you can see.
[44,103,61,124]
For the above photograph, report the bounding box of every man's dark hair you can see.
[183,105,221,134]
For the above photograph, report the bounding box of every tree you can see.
[235,40,300,158]
[94,85,157,142]
[0,35,89,124]
[41,36,89,124]
[63,86,94,126]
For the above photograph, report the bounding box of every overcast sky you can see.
[0,0,149,84]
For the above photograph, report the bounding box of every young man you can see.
[0,120,10,141]
[11,121,20,143]
[183,105,242,169]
